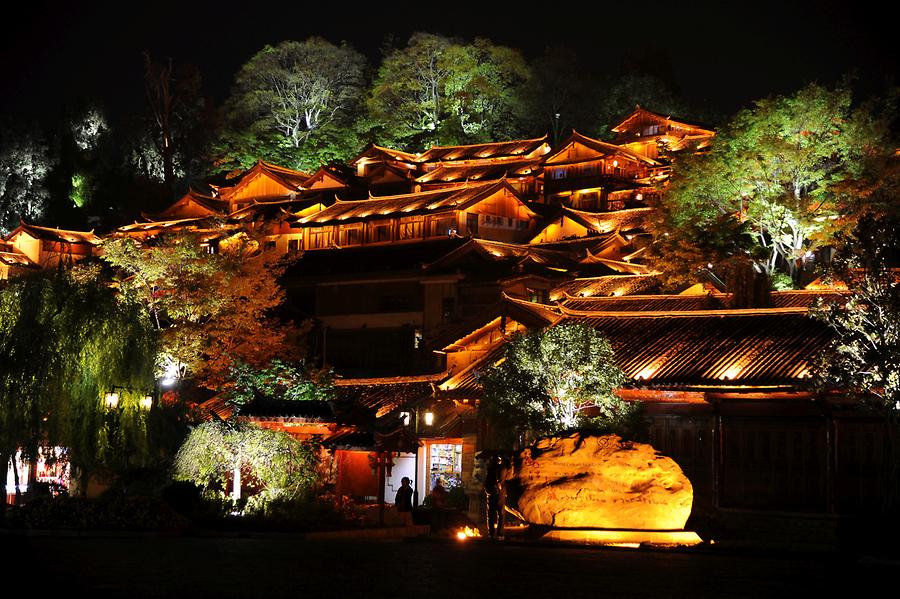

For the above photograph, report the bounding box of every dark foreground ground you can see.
[3,534,894,598]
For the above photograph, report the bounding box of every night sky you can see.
[1,0,895,125]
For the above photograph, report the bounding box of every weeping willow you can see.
[0,267,158,494]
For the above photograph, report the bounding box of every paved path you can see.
[4,535,893,598]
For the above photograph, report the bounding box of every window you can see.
[287,238,301,253]
[442,296,455,323]
[263,240,276,252]
[307,228,333,249]
[399,217,423,240]
[340,226,362,246]
[466,213,479,236]
[431,216,455,237]
[368,220,393,243]
[550,168,566,180]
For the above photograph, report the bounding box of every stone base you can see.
[541,529,703,547]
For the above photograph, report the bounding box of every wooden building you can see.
[542,131,662,209]
[291,180,539,250]
[3,222,101,270]
[611,105,716,160]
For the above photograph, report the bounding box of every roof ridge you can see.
[421,134,548,153]
[557,305,812,318]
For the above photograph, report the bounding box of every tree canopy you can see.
[0,267,158,491]
[367,34,531,150]
[173,420,322,512]
[480,324,635,446]
[650,82,894,289]
[213,38,367,172]
[101,233,303,390]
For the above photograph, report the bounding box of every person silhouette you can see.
[395,476,413,512]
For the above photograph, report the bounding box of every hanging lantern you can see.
[140,395,153,410]
[424,411,434,426]
[104,391,119,409]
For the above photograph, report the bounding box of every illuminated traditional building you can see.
[290,180,539,249]
[611,105,716,160]
[542,131,662,210]
[2,222,101,271]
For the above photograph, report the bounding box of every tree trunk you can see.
[232,461,242,502]
[11,455,21,506]
[0,452,10,521]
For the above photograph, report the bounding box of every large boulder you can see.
[507,433,692,530]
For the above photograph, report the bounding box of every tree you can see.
[480,323,635,446]
[441,38,531,142]
[173,420,322,511]
[593,73,692,139]
[810,211,900,510]
[367,34,531,149]
[0,126,53,234]
[0,266,158,502]
[650,82,894,288]
[227,359,333,412]
[142,55,209,193]
[522,47,599,146]
[214,38,367,171]
[101,233,303,391]
[367,33,453,148]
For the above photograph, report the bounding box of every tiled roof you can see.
[546,131,661,166]
[350,144,419,165]
[417,136,549,163]
[115,217,211,233]
[560,290,844,312]
[415,159,541,184]
[335,378,439,417]
[611,106,716,135]
[563,206,654,234]
[8,223,102,245]
[565,309,828,387]
[550,275,661,300]
[0,250,38,268]
[296,181,530,226]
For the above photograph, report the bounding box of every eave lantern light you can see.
[140,395,153,410]
[424,410,434,427]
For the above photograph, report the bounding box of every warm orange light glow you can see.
[635,365,658,380]
[542,530,702,547]
[721,363,743,380]
[456,526,481,540]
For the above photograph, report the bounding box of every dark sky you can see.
[1,0,895,126]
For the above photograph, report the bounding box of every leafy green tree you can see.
[227,359,333,412]
[650,82,894,288]
[811,211,900,510]
[0,126,53,233]
[0,266,158,501]
[173,420,322,510]
[480,324,635,446]
[213,38,367,172]
[367,32,453,148]
[101,233,303,390]
[367,34,531,149]
[441,38,531,142]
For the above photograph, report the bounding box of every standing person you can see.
[484,454,507,539]
[395,477,413,512]
[430,479,449,531]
